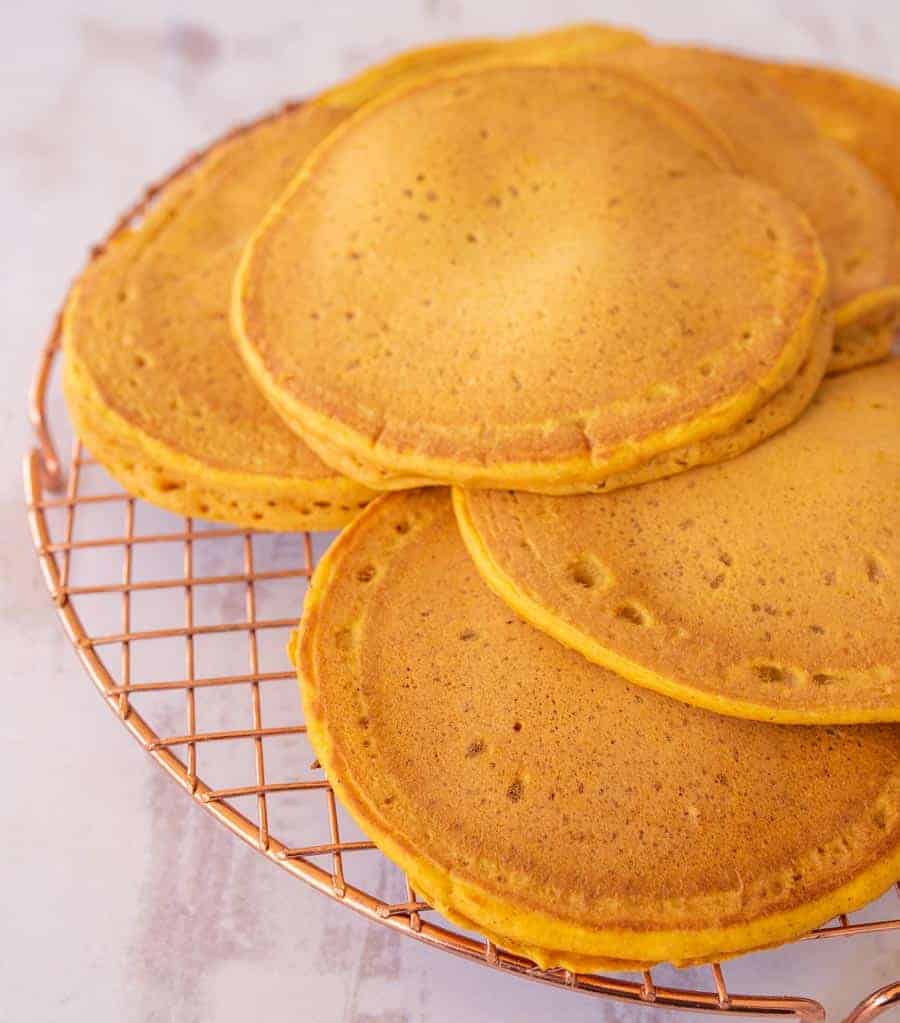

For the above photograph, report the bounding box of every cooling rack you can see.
[26,328,900,1023]
[24,112,900,1022]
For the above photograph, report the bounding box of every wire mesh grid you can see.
[25,336,900,1023]
[23,104,900,1022]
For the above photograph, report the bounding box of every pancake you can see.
[598,47,900,376]
[456,359,900,725]
[297,489,900,968]
[235,65,827,494]
[62,103,375,531]
[63,23,640,529]
[756,60,900,371]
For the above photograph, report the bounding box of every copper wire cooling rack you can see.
[26,334,900,1023]
[23,112,900,1020]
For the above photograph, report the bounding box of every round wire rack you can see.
[24,113,900,1023]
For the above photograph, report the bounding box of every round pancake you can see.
[598,46,900,374]
[756,59,900,371]
[456,359,900,724]
[62,103,375,531]
[281,308,832,497]
[235,65,826,493]
[297,489,900,967]
[63,23,642,529]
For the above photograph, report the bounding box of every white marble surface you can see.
[4,2,900,1021]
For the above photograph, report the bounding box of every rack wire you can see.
[24,107,900,1023]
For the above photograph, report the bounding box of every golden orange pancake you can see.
[456,359,900,724]
[235,65,826,493]
[62,103,375,531]
[298,489,900,967]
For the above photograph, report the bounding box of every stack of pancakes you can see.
[63,23,900,969]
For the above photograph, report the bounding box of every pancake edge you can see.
[408,873,826,972]
[288,305,832,496]
[319,21,646,110]
[830,285,900,374]
[62,323,374,531]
